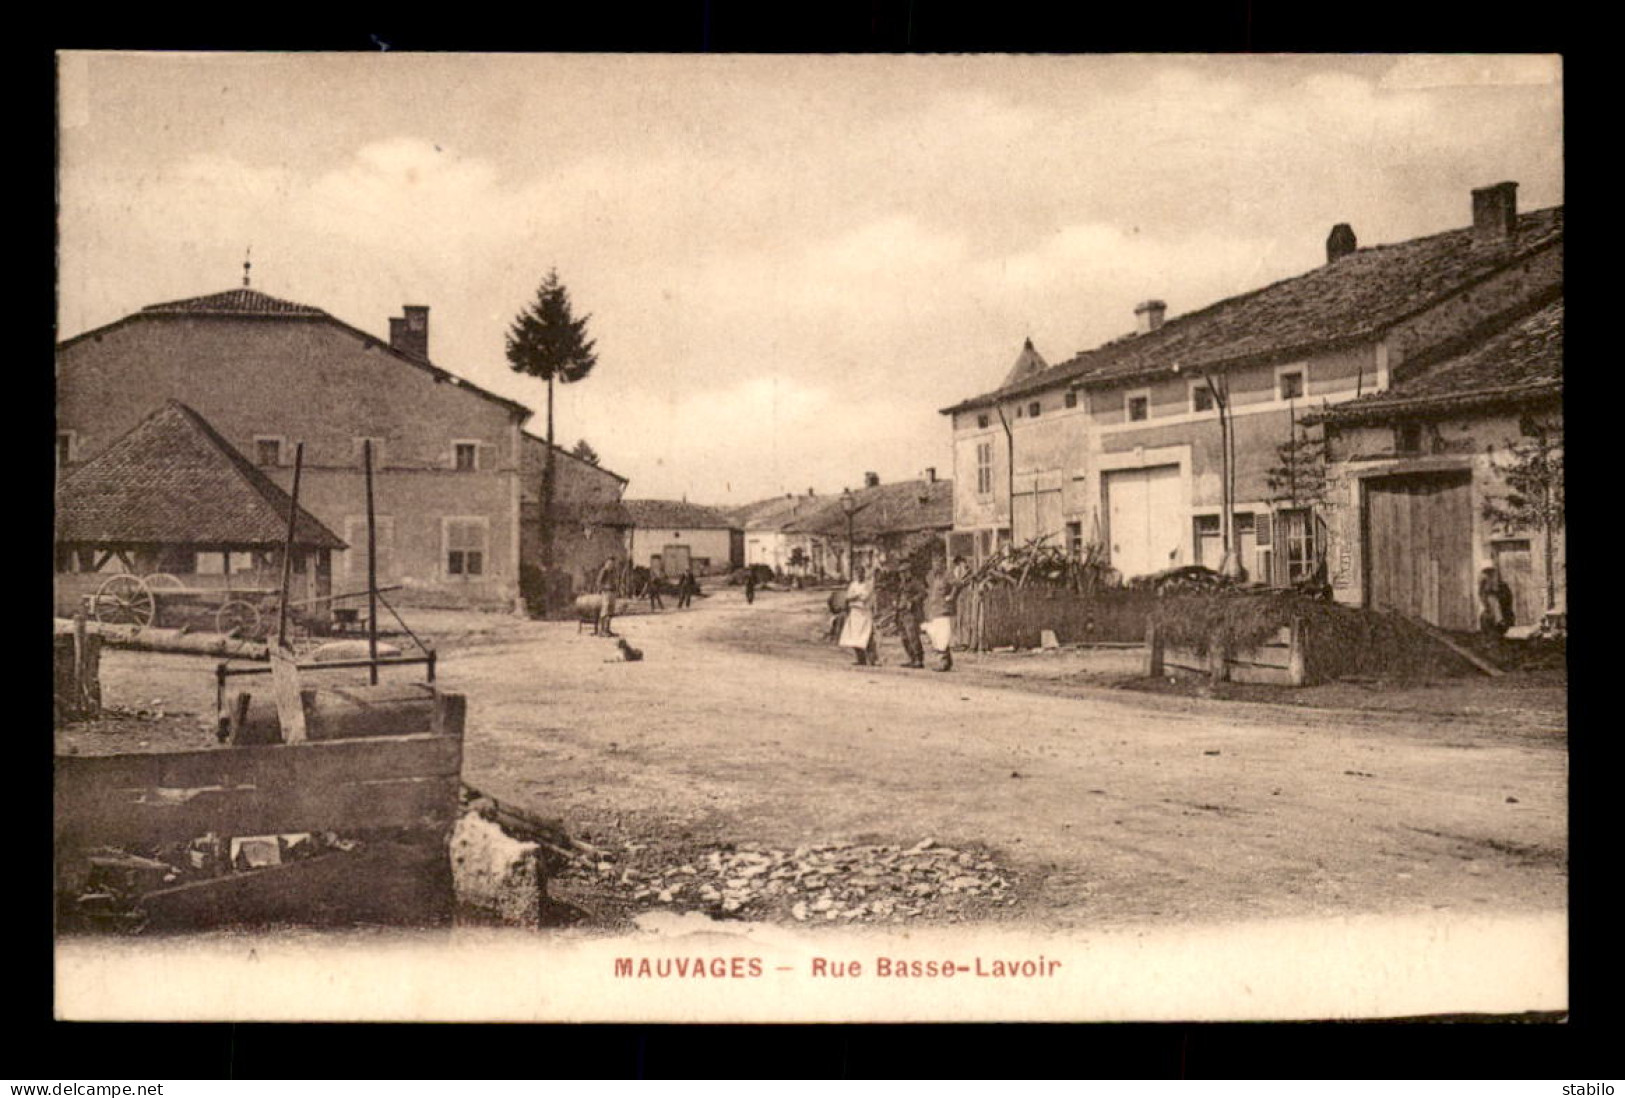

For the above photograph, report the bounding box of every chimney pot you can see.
[1133,299,1167,334]
[390,305,430,359]
[1471,181,1518,244]
[1326,223,1357,263]
[864,471,880,488]
[925,467,937,483]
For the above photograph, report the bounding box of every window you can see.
[976,441,994,495]
[195,551,258,575]
[1064,390,1078,409]
[1067,520,1084,559]
[56,431,74,469]
[354,437,386,469]
[444,518,488,577]
[1395,423,1424,454]
[1277,508,1318,584]
[978,530,993,560]
[254,436,284,467]
[1126,391,1150,422]
[343,516,395,579]
[1015,404,1023,419]
[1278,370,1305,401]
[1191,383,1215,413]
[452,441,480,472]
[1028,401,1041,418]
[977,413,990,429]
[996,527,1012,552]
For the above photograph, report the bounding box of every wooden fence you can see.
[55,686,465,929]
[1147,620,1308,686]
[955,587,1157,650]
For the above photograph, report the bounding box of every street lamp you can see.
[842,488,856,578]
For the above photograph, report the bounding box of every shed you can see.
[55,401,346,623]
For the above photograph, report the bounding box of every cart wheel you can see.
[145,573,185,591]
[216,600,262,639]
[93,575,156,628]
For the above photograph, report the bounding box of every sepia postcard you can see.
[53,51,1566,1022]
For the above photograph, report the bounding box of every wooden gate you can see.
[1363,471,1475,630]
[1104,465,1183,579]
[1492,537,1542,629]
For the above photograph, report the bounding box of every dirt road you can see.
[434,588,1566,929]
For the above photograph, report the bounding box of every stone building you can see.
[941,182,1563,609]
[55,286,629,611]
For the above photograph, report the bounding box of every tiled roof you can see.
[55,401,346,549]
[62,287,534,421]
[623,499,739,530]
[1313,298,1563,424]
[727,494,841,531]
[943,206,1563,412]
[783,479,954,538]
[140,288,328,317]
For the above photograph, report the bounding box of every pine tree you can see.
[572,439,601,467]
[1483,414,1565,610]
[506,270,598,578]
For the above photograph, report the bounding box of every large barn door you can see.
[1104,465,1182,579]
[662,545,691,578]
[1364,472,1474,630]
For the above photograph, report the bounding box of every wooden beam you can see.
[56,774,461,851]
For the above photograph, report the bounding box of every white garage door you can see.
[1105,465,1184,579]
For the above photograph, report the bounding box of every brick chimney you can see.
[864,471,880,488]
[1134,299,1167,335]
[389,304,430,359]
[1472,182,1518,244]
[924,467,937,483]
[808,487,815,496]
[1326,223,1357,263]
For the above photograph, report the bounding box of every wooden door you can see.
[1492,538,1540,628]
[1105,465,1182,578]
[1364,472,1474,630]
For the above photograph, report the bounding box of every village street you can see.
[435,588,1566,930]
[78,586,1567,931]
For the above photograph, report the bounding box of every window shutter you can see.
[1255,512,1272,547]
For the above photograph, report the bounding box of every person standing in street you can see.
[646,569,664,612]
[744,569,757,605]
[593,556,619,636]
[677,569,697,609]
[838,566,880,666]
[894,563,926,669]
[921,556,956,671]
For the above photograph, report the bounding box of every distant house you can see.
[728,491,841,577]
[624,500,743,577]
[1306,297,1564,630]
[783,472,954,577]
[520,433,634,597]
[56,285,629,612]
[941,181,1563,604]
[54,400,347,623]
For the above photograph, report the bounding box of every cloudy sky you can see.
[57,53,1562,505]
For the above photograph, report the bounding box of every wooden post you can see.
[1206,630,1230,683]
[1145,619,1164,678]
[272,443,308,742]
[277,443,305,648]
[1287,617,1307,686]
[365,439,379,686]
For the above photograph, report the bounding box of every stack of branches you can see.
[957,537,1115,596]
[951,538,1119,651]
[1152,588,1472,680]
